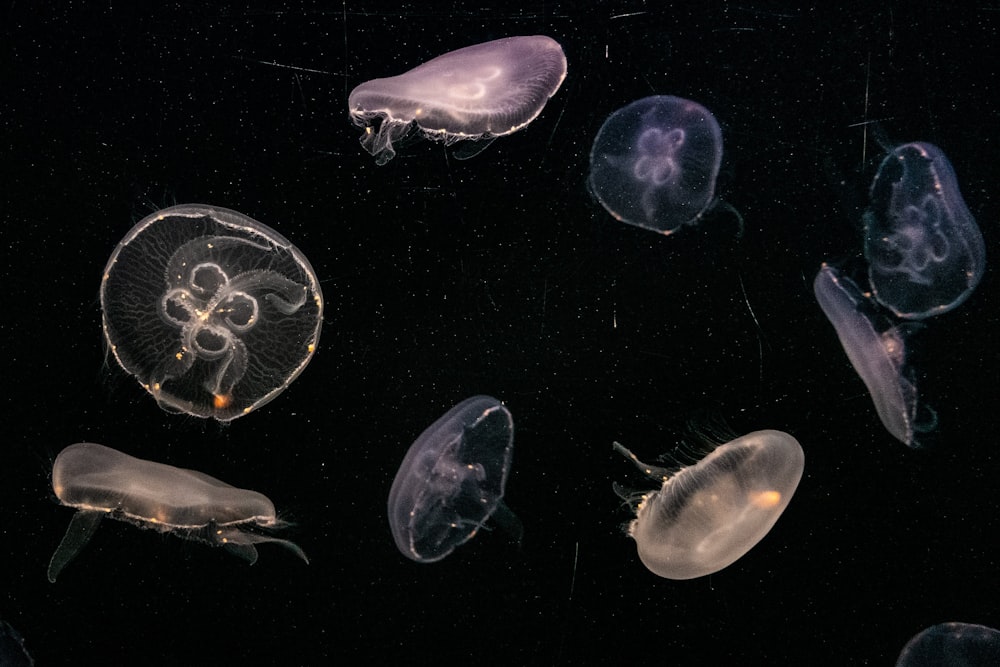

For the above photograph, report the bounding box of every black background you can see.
[2,1,998,664]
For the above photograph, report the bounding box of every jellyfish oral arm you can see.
[48,509,103,583]
[211,525,309,565]
[612,441,671,482]
[488,499,524,547]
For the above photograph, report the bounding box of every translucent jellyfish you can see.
[0,619,33,666]
[896,622,1000,666]
[48,443,307,583]
[814,263,935,447]
[589,95,724,234]
[613,430,803,580]
[387,395,520,563]
[348,35,567,165]
[100,204,323,421]
[864,142,986,319]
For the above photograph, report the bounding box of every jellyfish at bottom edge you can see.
[348,36,567,165]
[896,622,1000,667]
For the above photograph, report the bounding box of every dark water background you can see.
[2,1,998,663]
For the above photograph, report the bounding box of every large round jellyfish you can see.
[348,35,567,165]
[589,95,724,234]
[387,396,518,563]
[100,204,323,421]
[614,430,803,580]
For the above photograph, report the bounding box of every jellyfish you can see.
[589,95,724,235]
[613,430,803,580]
[896,622,1000,666]
[813,263,935,447]
[0,620,33,667]
[348,35,567,165]
[100,204,323,421]
[864,142,985,319]
[387,395,520,563]
[48,442,307,583]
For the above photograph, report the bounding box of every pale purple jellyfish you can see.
[813,263,936,447]
[348,35,567,165]
[589,96,724,235]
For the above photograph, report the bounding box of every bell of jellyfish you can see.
[48,442,308,583]
[896,622,1000,667]
[864,141,985,319]
[348,35,567,165]
[613,430,803,580]
[387,395,520,563]
[100,204,323,421]
[589,95,725,235]
[813,263,936,447]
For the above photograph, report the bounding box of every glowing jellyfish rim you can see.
[100,204,324,421]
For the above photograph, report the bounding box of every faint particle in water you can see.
[348,35,567,164]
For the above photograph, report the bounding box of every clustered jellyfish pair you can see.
[47,396,521,575]
[50,205,323,578]
[386,402,807,580]
[388,396,519,563]
[815,142,985,447]
[348,36,727,236]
